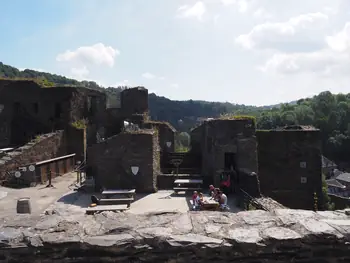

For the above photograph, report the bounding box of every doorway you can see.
[224,152,236,171]
[223,152,238,195]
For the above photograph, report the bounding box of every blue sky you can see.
[1,0,350,105]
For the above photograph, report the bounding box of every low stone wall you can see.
[0,209,349,262]
[0,131,67,183]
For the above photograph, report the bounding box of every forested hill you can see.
[1,62,350,163]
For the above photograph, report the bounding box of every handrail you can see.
[35,153,76,165]
[239,188,267,211]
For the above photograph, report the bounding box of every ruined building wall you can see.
[0,80,106,147]
[257,130,323,210]
[120,87,148,117]
[143,121,175,152]
[189,125,204,154]
[200,119,258,178]
[87,131,158,193]
[0,131,67,183]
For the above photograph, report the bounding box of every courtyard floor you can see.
[0,173,242,220]
[0,172,77,219]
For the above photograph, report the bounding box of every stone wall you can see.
[143,121,175,152]
[104,108,123,138]
[0,80,106,147]
[87,130,158,193]
[257,130,323,210]
[0,131,67,183]
[120,87,148,117]
[65,126,85,162]
[1,209,350,262]
[195,119,257,181]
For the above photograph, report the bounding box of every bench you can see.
[98,197,134,207]
[174,179,203,184]
[173,178,203,193]
[102,189,136,198]
[86,204,129,215]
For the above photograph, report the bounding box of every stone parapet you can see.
[0,209,350,262]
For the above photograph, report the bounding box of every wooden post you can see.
[46,169,53,188]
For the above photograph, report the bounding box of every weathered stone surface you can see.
[0,209,350,262]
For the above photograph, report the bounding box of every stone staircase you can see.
[160,151,204,193]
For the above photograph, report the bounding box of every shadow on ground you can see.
[56,191,152,208]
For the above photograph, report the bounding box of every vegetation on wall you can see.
[71,119,87,130]
[1,61,350,164]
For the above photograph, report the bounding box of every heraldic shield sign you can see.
[131,166,139,175]
[166,141,172,147]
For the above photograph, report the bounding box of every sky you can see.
[1,0,350,106]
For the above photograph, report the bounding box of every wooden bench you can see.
[86,204,129,215]
[174,179,203,184]
[102,189,136,198]
[98,197,134,207]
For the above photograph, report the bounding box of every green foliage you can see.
[321,174,336,211]
[71,119,87,130]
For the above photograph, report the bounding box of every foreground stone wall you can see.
[87,130,158,192]
[0,208,349,262]
[257,130,322,210]
[0,131,67,183]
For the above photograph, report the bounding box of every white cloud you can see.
[19,67,46,72]
[253,8,272,19]
[171,83,179,88]
[56,43,119,67]
[236,12,329,50]
[326,22,350,52]
[142,72,156,79]
[113,79,130,87]
[70,66,89,79]
[260,22,350,76]
[177,2,206,20]
[158,76,166,80]
[221,0,251,13]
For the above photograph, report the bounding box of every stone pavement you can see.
[1,208,350,262]
[0,172,77,219]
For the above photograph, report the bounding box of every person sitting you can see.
[212,188,221,201]
[209,185,215,197]
[217,191,230,211]
[192,191,200,210]
[198,192,204,205]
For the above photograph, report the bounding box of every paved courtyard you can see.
[0,172,77,219]
[0,174,241,220]
[45,189,242,216]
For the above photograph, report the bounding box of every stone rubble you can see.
[0,209,349,262]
